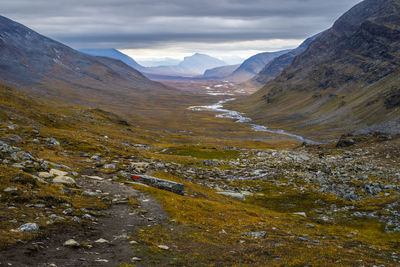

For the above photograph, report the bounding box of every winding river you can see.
[188,98,319,144]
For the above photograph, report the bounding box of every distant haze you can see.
[2,0,362,60]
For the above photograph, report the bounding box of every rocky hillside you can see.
[235,0,400,138]
[253,33,320,85]
[226,50,289,82]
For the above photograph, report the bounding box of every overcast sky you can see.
[2,0,362,62]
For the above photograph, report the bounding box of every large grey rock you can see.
[18,223,39,233]
[53,176,76,186]
[136,175,184,195]
[0,141,19,153]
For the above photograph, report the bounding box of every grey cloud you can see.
[1,0,362,50]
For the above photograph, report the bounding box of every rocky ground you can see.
[1,118,400,265]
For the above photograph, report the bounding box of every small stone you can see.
[95,259,109,263]
[242,231,267,238]
[157,245,169,250]
[71,216,82,223]
[11,163,24,169]
[293,212,307,217]
[45,137,60,146]
[131,257,142,262]
[129,240,138,245]
[298,236,312,242]
[18,223,39,233]
[82,175,104,181]
[82,214,95,221]
[50,214,65,221]
[64,239,80,248]
[95,238,109,244]
[63,208,74,215]
[103,164,116,169]
[4,187,18,192]
[38,172,53,179]
[82,190,99,197]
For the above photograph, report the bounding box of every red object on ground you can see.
[131,175,141,180]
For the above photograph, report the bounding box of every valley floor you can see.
[0,82,399,266]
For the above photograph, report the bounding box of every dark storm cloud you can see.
[1,0,362,49]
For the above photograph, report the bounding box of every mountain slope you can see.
[226,50,290,82]
[203,64,240,79]
[235,0,400,138]
[253,33,321,85]
[144,53,226,76]
[79,48,145,71]
[0,15,180,112]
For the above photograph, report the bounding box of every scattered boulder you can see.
[103,163,116,169]
[202,160,221,166]
[82,175,104,181]
[4,187,18,192]
[71,216,82,223]
[50,214,65,221]
[242,231,267,239]
[95,238,109,244]
[49,169,68,176]
[83,214,96,221]
[38,172,53,179]
[136,175,185,195]
[157,245,169,250]
[63,239,80,248]
[63,208,74,215]
[45,137,60,146]
[53,176,76,186]
[293,212,307,217]
[18,223,39,233]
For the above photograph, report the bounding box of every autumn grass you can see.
[124,172,398,266]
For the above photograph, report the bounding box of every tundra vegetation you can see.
[0,83,399,266]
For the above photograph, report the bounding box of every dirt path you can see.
[0,176,168,267]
